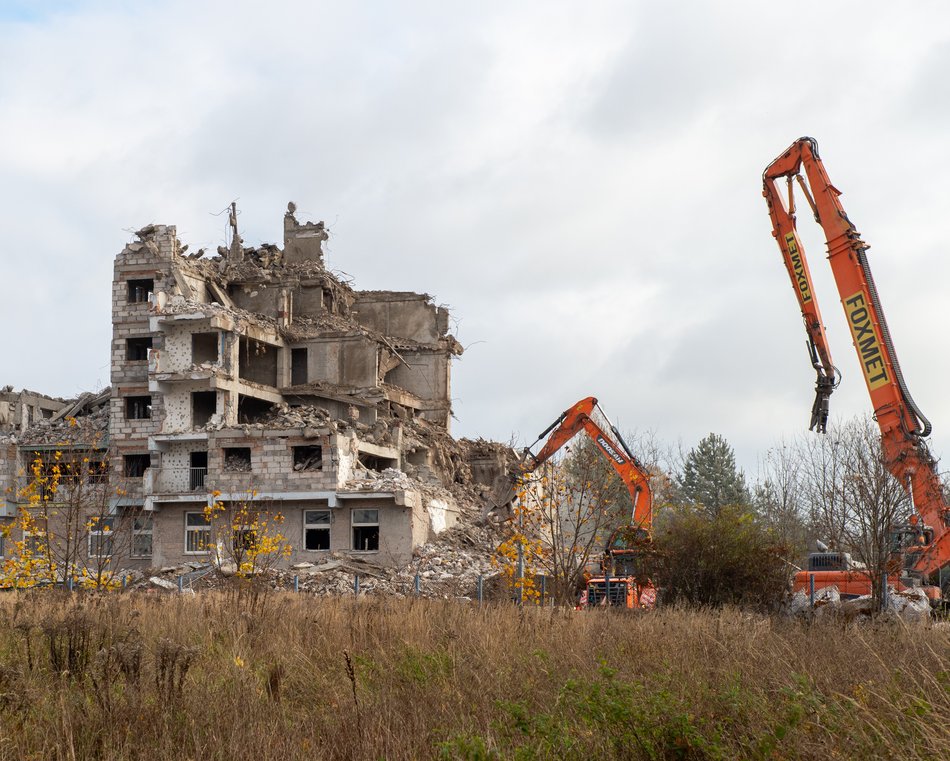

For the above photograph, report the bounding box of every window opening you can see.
[358,452,396,472]
[304,509,331,551]
[223,447,252,472]
[126,336,153,361]
[28,451,81,501]
[23,530,45,556]
[238,337,278,386]
[124,453,151,478]
[291,348,308,385]
[238,394,271,423]
[132,514,153,558]
[233,525,257,553]
[352,508,379,551]
[185,512,211,553]
[126,396,152,420]
[293,445,323,471]
[88,517,115,558]
[192,391,216,427]
[127,279,154,304]
[88,451,109,484]
[191,332,219,365]
[189,451,208,491]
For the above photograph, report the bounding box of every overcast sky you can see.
[2,1,950,476]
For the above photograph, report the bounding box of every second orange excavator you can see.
[519,396,656,608]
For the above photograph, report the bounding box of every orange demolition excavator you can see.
[763,136,950,601]
[520,396,655,608]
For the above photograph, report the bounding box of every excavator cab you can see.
[604,525,651,577]
[806,552,855,573]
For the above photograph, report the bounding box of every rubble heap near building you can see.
[0,202,516,585]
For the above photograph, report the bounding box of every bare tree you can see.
[793,426,853,551]
[751,439,810,562]
[623,427,678,510]
[786,415,910,609]
[838,417,910,608]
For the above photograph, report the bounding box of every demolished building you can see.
[1,203,515,578]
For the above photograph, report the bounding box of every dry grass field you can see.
[0,591,946,760]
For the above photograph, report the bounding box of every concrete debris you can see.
[885,587,932,622]
[149,576,177,590]
[135,520,509,600]
[786,586,933,623]
[223,452,252,472]
[3,387,111,446]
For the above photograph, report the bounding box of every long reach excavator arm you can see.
[763,136,950,581]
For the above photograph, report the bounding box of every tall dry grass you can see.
[0,591,946,760]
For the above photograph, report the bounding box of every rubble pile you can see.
[786,585,933,623]
[271,529,506,599]
[13,389,111,447]
[140,514,510,601]
[220,256,350,301]
[155,294,280,332]
[217,395,519,494]
[223,452,252,472]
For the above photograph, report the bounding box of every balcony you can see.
[152,467,208,494]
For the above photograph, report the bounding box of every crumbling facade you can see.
[108,202,472,568]
[1,203,515,583]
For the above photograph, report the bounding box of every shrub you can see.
[644,504,791,609]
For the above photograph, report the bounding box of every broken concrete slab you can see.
[149,576,177,590]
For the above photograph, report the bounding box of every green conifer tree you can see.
[676,433,749,515]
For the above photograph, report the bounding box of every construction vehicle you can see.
[763,136,950,602]
[519,396,655,608]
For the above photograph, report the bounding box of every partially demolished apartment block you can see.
[109,203,471,568]
[1,203,513,574]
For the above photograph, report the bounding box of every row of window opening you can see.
[184,508,378,554]
[4,514,153,561]
[2,507,378,562]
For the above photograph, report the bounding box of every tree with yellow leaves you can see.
[1,433,145,590]
[492,484,546,604]
[204,489,292,582]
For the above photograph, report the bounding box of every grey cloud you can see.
[5,1,950,475]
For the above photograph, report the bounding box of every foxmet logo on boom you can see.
[844,292,889,391]
[784,232,812,303]
[596,436,626,464]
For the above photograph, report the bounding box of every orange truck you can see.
[763,137,950,603]
[519,396,655,608]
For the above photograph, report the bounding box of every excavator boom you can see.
[524,396,653,531]
[763,137,950,582]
